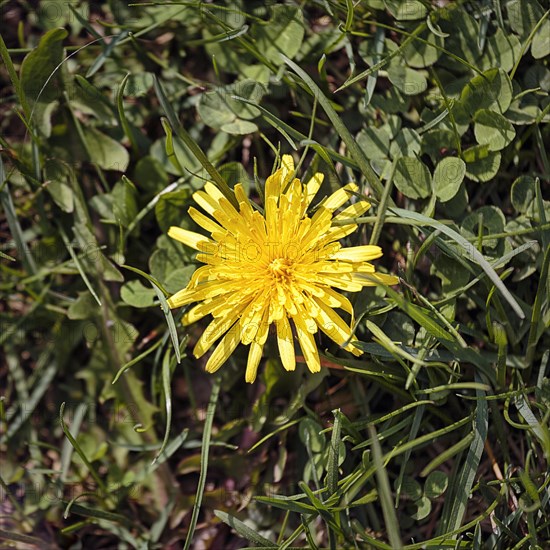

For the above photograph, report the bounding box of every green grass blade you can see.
[214,511,274,547]
[368,423,403,549]
[58,225,101,306]
[281,55,386,200]
[388,206,525,319]
[153,75,238,208]
[439,385,488,535]
[326,409,342,497]
[183,375,221,550]
[153,351,174,464]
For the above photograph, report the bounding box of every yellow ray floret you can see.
[166,154,398,382]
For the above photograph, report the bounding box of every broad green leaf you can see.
[463,146,501,183]
[403,30,443,68]
[411,496,431,520]
[154,189,193,233]
[461,206,506,250]
[507,0,545,40]
[393,157,431,199]
[439,8,480,65]
[20,27,68,135]
[357,127,391,160]
[390,128,421,158]
[84,127,130,171]
[473,109,516,151]
[433,157,466,202]
[460,68,513,116]
[112,177,138,227]
[120,280,156,308]
[163,266,195,295]
[481,28,521,73]
[197,79,265,134]
[386,0,427,20]
[43,160,75,213]
[220,119,258,135]
[424,471,448,498]
[67,292,99,320]
[532,19,550,59]
[511,176,536,215]
[387,65,427,96]
[299,418,325,453]
[252,5,304,65]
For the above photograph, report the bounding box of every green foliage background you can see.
[1,0,549,548]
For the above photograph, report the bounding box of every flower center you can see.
[268,257,293,282]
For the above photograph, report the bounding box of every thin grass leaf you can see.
[281,55,386,200]
[439,384,488,535]
[60,402,87,482]
[112,337,164,384]
[395,404,425,507]
[1,354,57,443]
[0,34,30,119]
[0,179,37,275]
[388,207,525,319]
[116,73,139,155]
[153,351,173,464]
[214,511,274,547]
[0,530,45,546]
[59,402,113,505]
[120,263,169,296]
[515,396,550,458]
[58,225,101,306]
[153,75,238,208]
[86,31,128,78]
[183,375,221,550]
[525,243,550,367]
[65,503,132,525]
[151,283,181,365]
[326,409,342,497]
[368,423,403,549]
[232,96,358,169]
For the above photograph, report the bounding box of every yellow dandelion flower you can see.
[167,155,398,383]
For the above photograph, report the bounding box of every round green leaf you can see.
[298,418,325,453]
[399,477,422,500]
[155,189,193,233]
[463,146,501,183]
[511,176,536,215]
[433,157,466,202]
[84,127,130,172]
[252,5,305,65]
[411,496,431,520]
[507,0,545,40]
[403,31,443,68]
[481,29,521,73]
[390,128,421,159]
[387,65,427,96]
[424,471,448,499]
[164,266,195,295]
[462,205,506,249]
[460,68,513,116]
[394,157,432,199]
[386,0,427,20]
[474,109,516,151]
[357,127,391,160]
[220,119,258,135]
[438,9,480,65]
[532,20,550,59]
[120,280,156,308]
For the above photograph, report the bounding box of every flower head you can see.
[167,155,398,383]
